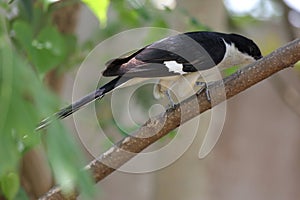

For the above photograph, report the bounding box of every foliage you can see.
[0,0,92,199]
[82,0,110,27]
[13,20,76,74]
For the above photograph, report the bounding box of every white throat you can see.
[217,40,255,69]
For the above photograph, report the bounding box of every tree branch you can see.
[40,38,300,200]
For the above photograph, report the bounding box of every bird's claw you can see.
[196,82,211,102]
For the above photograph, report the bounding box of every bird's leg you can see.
[166,89,176,108]
[196,81,211,102]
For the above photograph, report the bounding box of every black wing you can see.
[102,32,225,78]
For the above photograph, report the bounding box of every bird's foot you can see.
[196,81,211,102]
[166,89,176,108]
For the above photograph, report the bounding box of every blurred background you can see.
[1,0,300,199]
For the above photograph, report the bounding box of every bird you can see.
[36,31,262,130]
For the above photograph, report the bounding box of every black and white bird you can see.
[37,31,262,130]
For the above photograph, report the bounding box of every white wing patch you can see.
[163,61,187,75]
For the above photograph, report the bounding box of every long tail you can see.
[36,76,129,131]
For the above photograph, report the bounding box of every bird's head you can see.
[226,33,262,60]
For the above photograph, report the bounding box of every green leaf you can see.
[12,20,33,53]
[63,34,77,62]
[1,26,51,184]
[0,38,22,178]
[18,0,33,21]
[15,187,30,200]
[13,21,74,74]
[1,23,94,197]
[0,2,9,9]
[31,26,68,73]
[1,172,20,200]
[46,123,94,197]
[82,0,110,27]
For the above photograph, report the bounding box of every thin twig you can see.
[40,38,300,200]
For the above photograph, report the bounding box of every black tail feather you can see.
[36,76,128,131]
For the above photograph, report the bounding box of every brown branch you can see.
[40,38,300,200]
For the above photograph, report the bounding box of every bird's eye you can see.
[249,46,259,56]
